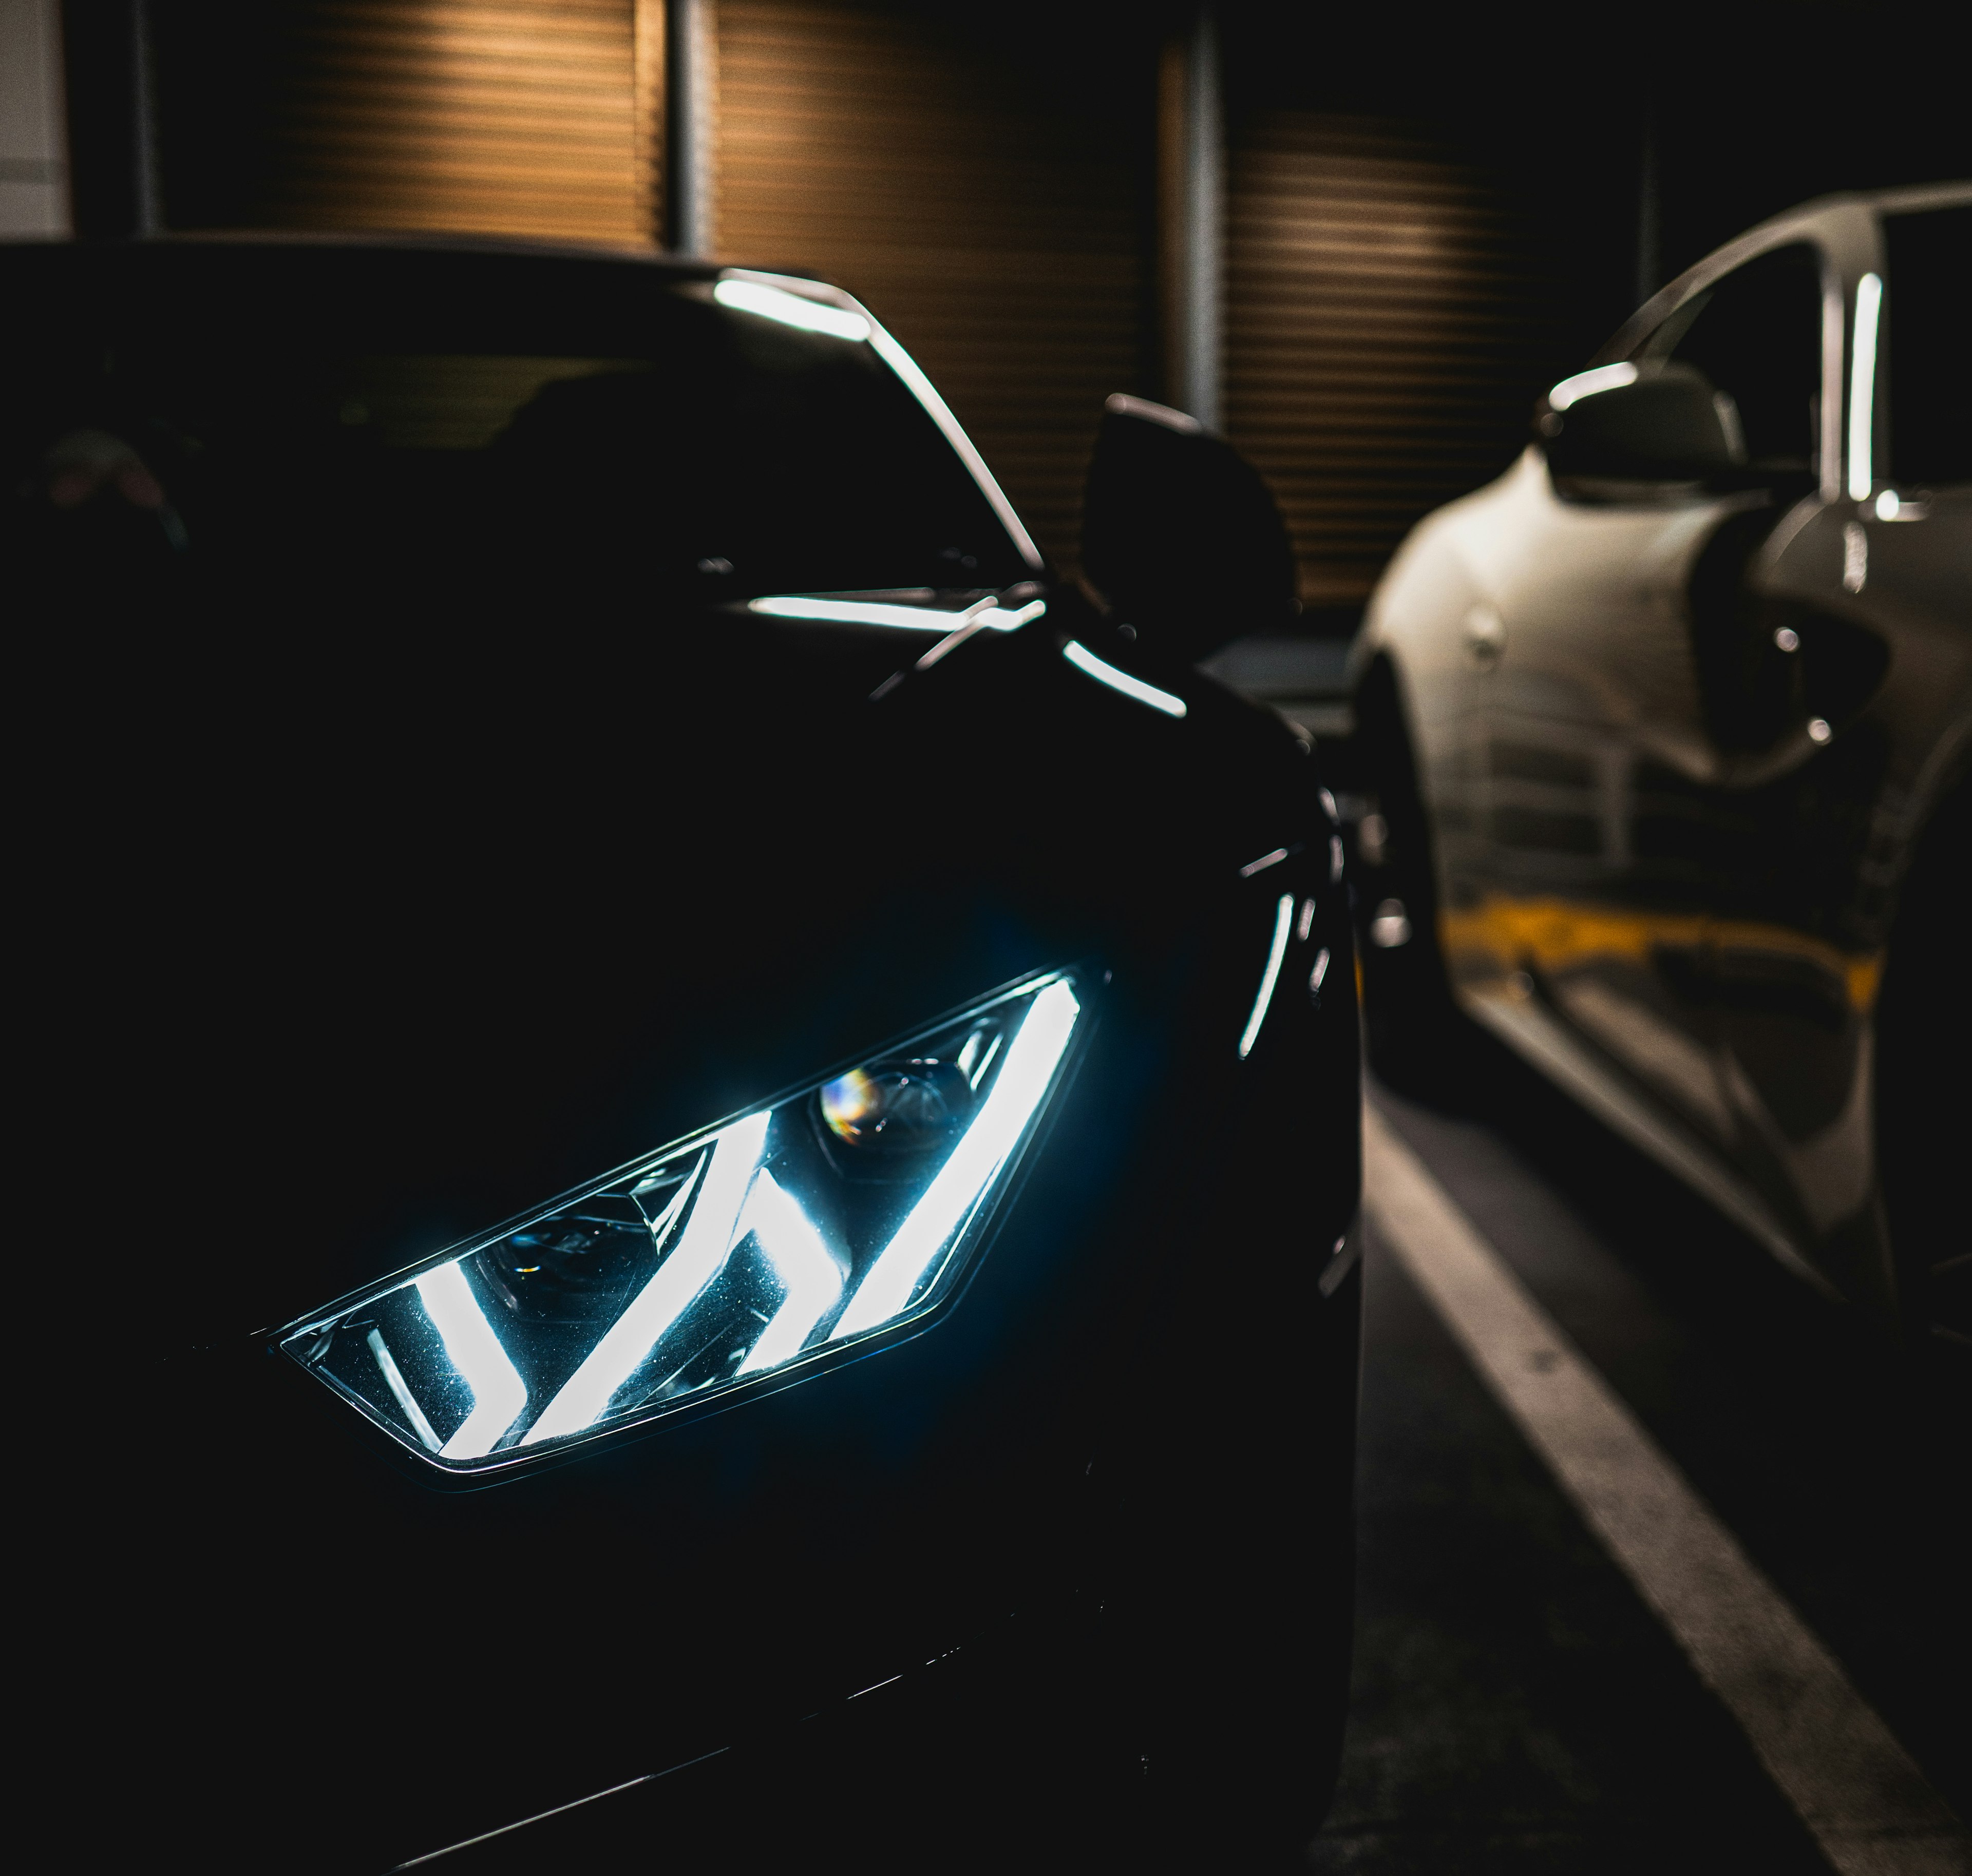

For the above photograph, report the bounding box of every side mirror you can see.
[1080,395,1297,664]
[1538,362,1742,485]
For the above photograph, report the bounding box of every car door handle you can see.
[1464,604,1507,667]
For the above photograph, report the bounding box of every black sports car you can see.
[1348,184,1969,1353]
[6,238,1361,1870]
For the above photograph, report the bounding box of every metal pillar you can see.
[59,0,160,237]
[1160,6,1222,430]
[665,0,716,257]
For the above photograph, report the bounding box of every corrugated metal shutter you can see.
[251,1,655,245]
[713,1,1152,568]
[1224,113,1551,609]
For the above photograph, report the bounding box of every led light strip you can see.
[521,1120,762,1446]
[832,979,1081,1338]
[735,1171,845,1373]
[415,1262,529,1461]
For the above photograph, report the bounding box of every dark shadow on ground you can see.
[1308,1028,1969,1867]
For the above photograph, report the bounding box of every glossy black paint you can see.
[9,240,1361,1869]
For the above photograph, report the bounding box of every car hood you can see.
[40,599,1300,1347]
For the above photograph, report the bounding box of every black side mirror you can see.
[1538,362,1742,485]
[1080,395,1297,664]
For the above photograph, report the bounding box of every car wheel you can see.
[1350,656,1471,1094]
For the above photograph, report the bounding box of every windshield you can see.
[1,244,1033,622]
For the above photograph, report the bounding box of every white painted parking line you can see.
[1362,1105,1970,1876]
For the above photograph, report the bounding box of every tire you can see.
[1350,657,1472,1095]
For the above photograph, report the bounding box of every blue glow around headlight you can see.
[281,971,1085,1473]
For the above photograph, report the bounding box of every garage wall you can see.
[131,6,1575,606]
[277,0,654,242]
[1224,112,1553,609]
[2,0,71,236]
[150,0,1151,570]
[713,1,1153,568]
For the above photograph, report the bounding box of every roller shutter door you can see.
[160,1,1150,568]
[1224,113,1551,609]
[162,1,656,246]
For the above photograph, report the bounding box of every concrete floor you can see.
[1315,1035,1968,1872]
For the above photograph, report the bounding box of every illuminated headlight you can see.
[281,973,1085,1473]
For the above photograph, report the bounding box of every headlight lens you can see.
[281,972,1084,1472]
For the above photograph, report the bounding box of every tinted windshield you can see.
[1,244,1032,621]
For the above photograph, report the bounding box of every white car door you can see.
[1447,241,1833,1152]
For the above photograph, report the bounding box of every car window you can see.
[0,246,1031,619]
[1884,204,1971,489]
[1642,242,1823,476]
